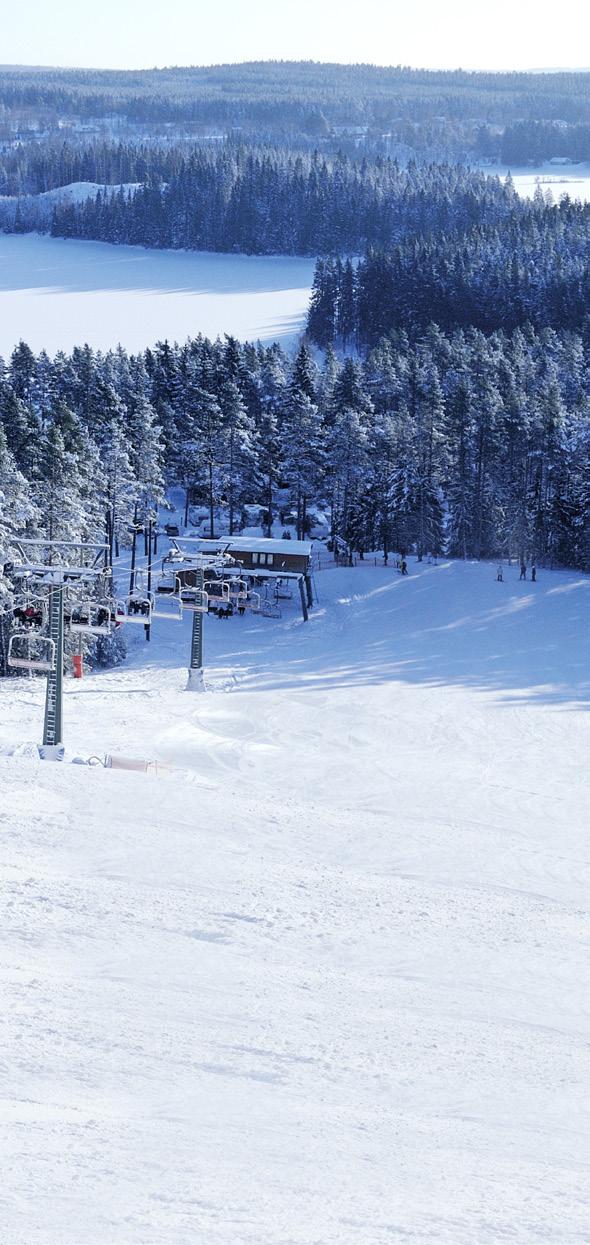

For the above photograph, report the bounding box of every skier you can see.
[496,565,503,582]
[519,561,527,581]
[531,564,537,583]
[400,558,408,576]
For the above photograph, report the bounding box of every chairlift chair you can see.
[261,600,282,620]
[226,577,248,601]
[204,579,230,602]
[114,594,153,625]
[69,598,113,635]
[149,590,183,622]
[13,592,48,630]
[276,578,293,600]
[156,568,180,594]
[180,588,209,614]
[7,631,56,672]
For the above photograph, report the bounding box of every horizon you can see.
[3,0,588,74]
[2,58,590,76]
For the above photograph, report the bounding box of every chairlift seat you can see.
[8,633,56,672]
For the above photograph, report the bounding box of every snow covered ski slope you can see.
[1,559,589,1245]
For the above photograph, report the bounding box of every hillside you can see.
[1,558,588,1244]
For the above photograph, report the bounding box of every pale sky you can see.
[2,0,589,73]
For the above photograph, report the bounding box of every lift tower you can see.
[6,539,109,753]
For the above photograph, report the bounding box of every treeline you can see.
[0,139,185,197]
[501,121,590,165]
[1,328,589,595]
[3,62,590,131]
[41,154,515,255]
[307,196,590,345]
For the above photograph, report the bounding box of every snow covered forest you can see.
[1,322,589,630]
[307,196,590,339]
[0,149,515,254]
[2,61,590,160]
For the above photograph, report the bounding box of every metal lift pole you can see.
[187,564,205,691]
[42,582,64,749]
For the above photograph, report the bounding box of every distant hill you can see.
[2,62,590,161]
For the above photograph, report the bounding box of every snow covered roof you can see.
[175,536,312,557]
[227,536,312,556]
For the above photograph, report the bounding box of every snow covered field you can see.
[0,233,315,355]
[1,558,588,1244]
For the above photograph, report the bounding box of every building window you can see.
[267,554,274,566]
[252,552,259,564]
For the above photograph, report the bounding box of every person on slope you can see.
[531,564,537,583]
[496,565,503,582]
[519,561,527,581]
[400,558,408,575]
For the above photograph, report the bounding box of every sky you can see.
[2,0,589,73]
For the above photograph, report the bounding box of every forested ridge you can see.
[3,62,590,160]
[1,328,588,591]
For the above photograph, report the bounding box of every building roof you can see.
[227,536,312,557]
[174,536,312,557]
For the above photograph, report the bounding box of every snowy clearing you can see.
[0,233,315,355]
[1,558,588,1244]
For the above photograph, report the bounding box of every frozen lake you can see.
[495,164,590,202]
[0,233,315,356]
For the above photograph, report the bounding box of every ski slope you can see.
[1,559,589,1245]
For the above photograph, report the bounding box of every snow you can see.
[176,535,313,556]
[34,181,142,205]
[1,558,589,1244]
[0,233,315,355]
[498,164,590,202]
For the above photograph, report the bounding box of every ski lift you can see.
[226,577,248,601]
[247,591,261,612]
[7,630,56,672]
[276,578,293,600]
[204,579,230,602]
[149,590,183,622]
[156,568,181,595]
[263,581,279,605]
[69,598,113,635]
[180,588,209,614]
[13,592,47,630]
[114,594,153,625]
[261,601,282,619]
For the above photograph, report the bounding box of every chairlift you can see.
[180,588,209,614]
[204,579,230,602]
[276,577,293,600]
[155,569,180,595]
[69,598,113,635]
[247,591,262,612]
[114,594,153,625]
[8,631,56,673]
[261,601,282,619]
[13,592,47,630]
[226,577,248,601]
[149,590,183,622]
